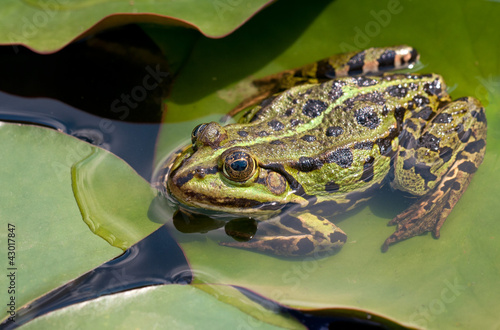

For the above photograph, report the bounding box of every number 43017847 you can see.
[7,224,15,266]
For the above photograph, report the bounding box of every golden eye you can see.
[222,148,256,182]
[191,123,207,145]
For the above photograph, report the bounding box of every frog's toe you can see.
[382,190,453,252]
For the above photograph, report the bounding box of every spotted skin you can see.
[383,97,487,251]
[164,46,487,257]
[223,45,419,120]
[222,213,347,256]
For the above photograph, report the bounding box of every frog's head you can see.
[165,122,308,217]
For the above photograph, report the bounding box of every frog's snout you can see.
[166,165,191,202]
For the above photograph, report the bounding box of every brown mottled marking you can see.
[237,130,248,137]
[362,58,379,73]
[325,181,340,192]
[360,156,375,182]
[258,131,269,137]
[384,97,487,251]
[224,46,418,119]
[280,216,310,234]
[329,231,347,244]
[295,238,315,255]
[268,119,285,131]
[301,135,316,142]
[394,48,417,67]
[221,214,347,256]
[326,126,344,137]
[293,156,323,172]
[325,148,353,168]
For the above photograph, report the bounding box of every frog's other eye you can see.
[191,123,207,145]
[222,148,256,182]
[191,122,228,150]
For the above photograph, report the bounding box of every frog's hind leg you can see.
[221,213,347,257]
[384,97,487,251]
[225,46,419,120]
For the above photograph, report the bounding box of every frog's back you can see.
[225,73,446,195]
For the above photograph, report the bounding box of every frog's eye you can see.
[191,123,207,145]
[222,148,256,182]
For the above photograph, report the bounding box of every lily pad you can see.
[152,0,500,328]
[72,145,159,250]
[19,284,303,330]
[0,0,274,53]
[2,0,499,328]
[0,123,116,315]
[0,122,160,322]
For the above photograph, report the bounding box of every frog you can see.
[162,46,487,257]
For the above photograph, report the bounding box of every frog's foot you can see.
[221,213,347,257]
[382,187,454,252]
[382,162,485,252]
[385,97,487,251]
[383,148,484,252]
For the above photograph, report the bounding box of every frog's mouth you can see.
[168,180,283,212]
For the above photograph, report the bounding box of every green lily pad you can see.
[0,123,117,316]
[72,146,159,251]
[152,0,500,328]
[0,0,274,53]
[20,284,303,330]
[0,123,160,323]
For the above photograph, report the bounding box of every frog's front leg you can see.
[384,97,487,251]
[221,213,347,257]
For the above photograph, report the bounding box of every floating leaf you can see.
[0,124,119,314]
[0,123,161,323]
[20,284,303,330]
[0,0,274,53]
[72,146,159,250]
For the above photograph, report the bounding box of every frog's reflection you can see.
[173,210,257,242]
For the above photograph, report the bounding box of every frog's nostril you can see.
[171,170,191,188]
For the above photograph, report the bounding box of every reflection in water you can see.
[173,209,258,242]
[0,91,160,181]
[0,25,170,123]
[173,210,227,233]
[236,286,411,330]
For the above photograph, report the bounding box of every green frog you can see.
[162,46,487,256]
